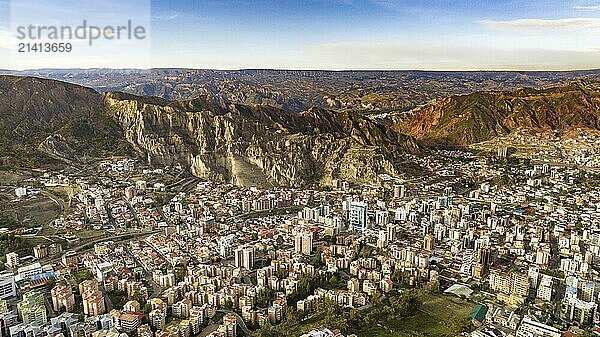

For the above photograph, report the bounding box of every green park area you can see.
[255,290,473,337]
[367,293,472,337]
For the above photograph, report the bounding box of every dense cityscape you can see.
[1,1,600,336]
[0,143,599,337]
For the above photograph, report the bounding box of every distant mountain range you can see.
[3,68,599,114]
[0,72,599,185]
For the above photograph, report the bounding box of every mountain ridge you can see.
[400,81,600,146]
[4,68,599,114]
[0,75,420,186]
[103,91,420,186]
[3,74,600,185]
[0,75,132,167]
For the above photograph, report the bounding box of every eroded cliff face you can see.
[104,92,419,187]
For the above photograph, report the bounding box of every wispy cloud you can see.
[152,12,179,21]
[477,18,600,32]
[303,41,600,71]
[573,5,600,11]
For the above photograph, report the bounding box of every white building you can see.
[95,262,113,282]
[5,252,18,269]
[14,187,27,197]
[536,275,554,302]
[377,230,388,249]
[0,273,17,299]
[300,328,336,337]
[516,316,560,337]
[17,262,42,280]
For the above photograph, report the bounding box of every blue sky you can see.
[2,0,600,70]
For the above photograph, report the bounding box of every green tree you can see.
[174,263,187,282]
[312,248,324,267]
[256,287,276,308]
[276,268,289,279]
[73,269,95,284]
[440,315,472,336]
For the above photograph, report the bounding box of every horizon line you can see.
[1,67,600,73]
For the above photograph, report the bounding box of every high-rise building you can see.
[0,311,18,337]
[0,273,16,300]
[242,246,254,270]
[294,233,313,255]
[234,246,254,270]
[423,234,435,251]
[14,187,26,198]
[478,247,492,266]
[33,245,48,259]
[79,279,99,296]
[119,312,141,333]
[18,291,47,325]
[179,320,191,337]
[393,184,405,198]
[512,272,530,297]
[377,230,388,249]
[234,247,243,269]
[222,312,237,337]
[562,297,597,325]
[5,253,18,269]
[123,300,141,313]
[61,251,79,270]
[535,247,550,266]
[149,309,166,330]
[149,298,167,312]
[444,186,453,196]
[489,271,530,297]
[51,284,76,312]
[80,279,106,316]
[536,275,554,302]
[386,223,396,242]
[172,299,192,318]
[528,267,540,290]
[0,299,8,314]
[188,307,204,331]
[581,281,595,302]
[497,146,508,158]
[472,263,486,279]
[349,202,367,231]
[83,293,105,317]
[375,211,389,226]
